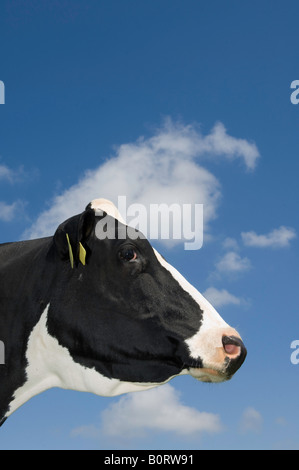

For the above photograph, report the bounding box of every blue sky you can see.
[0,0,299,450]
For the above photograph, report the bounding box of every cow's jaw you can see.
[5,305,182,419]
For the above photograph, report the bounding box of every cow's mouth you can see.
[188,366,229,383]
[183,357,225,382]
[184,358,226,383]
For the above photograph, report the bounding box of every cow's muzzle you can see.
[187,328,247,383]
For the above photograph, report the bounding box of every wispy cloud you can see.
[215,251,251,274]
[0,163,30,184]
[0,164,14,182]
[202,122,260,170]
[239,407,263,434]
[0,162,37,225]
[0,200,25,222]
[222,237,240,251]
[241,226,297,248]
[71,384,223,442]
[203,286,244,308]
[23,119,260,241]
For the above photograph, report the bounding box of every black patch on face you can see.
[47,216,204,384]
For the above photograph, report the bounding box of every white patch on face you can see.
[7,305,180,418]
[153,248,240,379]
[153,248,229,331]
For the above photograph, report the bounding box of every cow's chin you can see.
[188,367,230,383]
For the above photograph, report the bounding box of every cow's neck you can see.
[4,303,169,422]
[5,304,62,420]
[0,238,56,423]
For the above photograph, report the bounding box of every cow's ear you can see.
[53,207,96,267]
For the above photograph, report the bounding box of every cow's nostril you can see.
[222,335,243,357]
[222,335,247,376]
[223,343,241,356]
[222,336,247,376]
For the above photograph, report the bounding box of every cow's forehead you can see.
[90,198,126,224]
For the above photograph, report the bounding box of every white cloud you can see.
[241,226,297,248]
[215,251,251,274]
[203,287,243,308]
[0,164,14,182]
[0,163,29,184]
[0,201,20,222]
[0,163,36,224]
[71,384,223,440]
[23,119,259,241]
[239,407,263,434]
[222,237,240,251]
[202,122,260,170]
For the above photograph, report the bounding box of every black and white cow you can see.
[0,199,246,426]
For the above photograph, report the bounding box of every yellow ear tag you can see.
[79,242,86,266]
[66,233,74,269]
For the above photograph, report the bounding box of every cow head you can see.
[0,198,247,425]
[49,198,246,394]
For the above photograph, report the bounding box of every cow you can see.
[0,198,246,426]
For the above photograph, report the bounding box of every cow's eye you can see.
[118,247,138,262]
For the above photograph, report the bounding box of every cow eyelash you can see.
[118,247,138,262]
